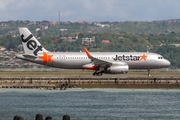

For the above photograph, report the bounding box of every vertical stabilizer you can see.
[19,27,48,56]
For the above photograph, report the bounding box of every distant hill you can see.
[1,19,180,36]
[0,20,180,69]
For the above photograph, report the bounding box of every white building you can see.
[82,36,95,44]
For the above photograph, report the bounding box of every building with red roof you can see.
[50,22,56,25]
[73,21,84,24]
[102,40,110,43]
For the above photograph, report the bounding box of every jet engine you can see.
[106,64,129,74]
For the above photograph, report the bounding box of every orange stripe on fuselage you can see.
[84,66,100,70]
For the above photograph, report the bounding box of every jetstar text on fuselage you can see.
[113,55,147,61]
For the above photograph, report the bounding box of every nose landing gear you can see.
[148,68,151,76]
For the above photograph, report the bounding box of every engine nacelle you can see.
[106,65,129,74]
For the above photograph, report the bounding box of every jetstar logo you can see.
[114,54,148,61]
[21,34,43,56]
[39,51,54,65]
[140,54,148,61]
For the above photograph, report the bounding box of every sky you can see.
[0,0,180,22]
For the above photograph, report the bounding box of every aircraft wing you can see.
[84,47,112,67]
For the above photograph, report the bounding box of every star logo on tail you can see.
[140,54,148,61]
[39,51,54,65]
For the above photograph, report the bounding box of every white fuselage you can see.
[17,51,170,70]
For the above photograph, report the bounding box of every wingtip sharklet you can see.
[83,47,91,57]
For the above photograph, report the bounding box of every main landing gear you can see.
[93,71,103,76]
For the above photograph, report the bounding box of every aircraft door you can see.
[148,56,153,63]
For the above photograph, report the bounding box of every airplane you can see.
[16,28,170,76]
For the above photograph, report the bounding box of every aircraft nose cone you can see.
[165,60,171,67]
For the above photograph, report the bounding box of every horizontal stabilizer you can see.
[23,54,37,59]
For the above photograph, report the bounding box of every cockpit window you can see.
[158,57,163,59]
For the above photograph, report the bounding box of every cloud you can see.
[0,0,180,22]
[0,0,15,10]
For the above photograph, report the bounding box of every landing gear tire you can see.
[93,72,103,76]
[97,72,102,76]
[93,71,97,76]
